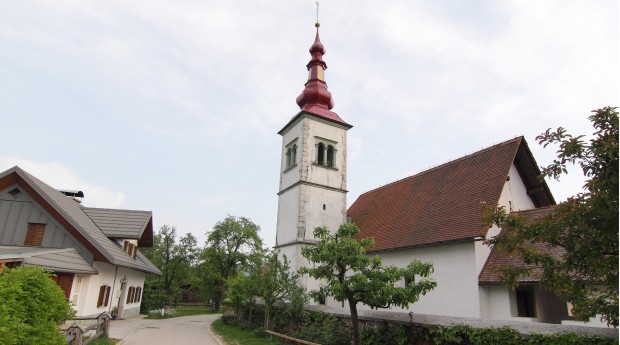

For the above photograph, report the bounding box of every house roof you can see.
[348,137,555,252]
[0,246,98,275]
[83,207,153,246]
[479,206,562,284]
[0,166,161,275]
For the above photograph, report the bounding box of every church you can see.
[274,22,605,327]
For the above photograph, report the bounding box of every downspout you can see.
[109,265,119,314]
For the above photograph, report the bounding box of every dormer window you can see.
[315,138,337,169]
[123,241,137,259]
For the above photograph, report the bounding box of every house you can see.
[275,23,606,327]
[0,166,161,318]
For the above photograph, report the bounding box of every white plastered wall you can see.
[70,261,145,317]
[328,242,481,318]
[475,164,536,276]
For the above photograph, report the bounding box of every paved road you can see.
[110,314,224,345]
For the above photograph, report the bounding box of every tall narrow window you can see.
[286,148,292,168]
[97,285,111,307]
[24,223,46,246]
[291,145,297,165]
[326,145,334,168]
[317,143,325,165]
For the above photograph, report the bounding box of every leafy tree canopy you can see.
[486,107,618,326]
[0,266,75,345]
[201,215,265,311]
[301,223,436,345]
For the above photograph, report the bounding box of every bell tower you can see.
[275,22,352,290]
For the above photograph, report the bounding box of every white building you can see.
[0,166,161,318]
[275,24,605,327]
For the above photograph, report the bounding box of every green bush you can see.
[0,266,75,345]
[292,312,352,345]
[429,325,616,345]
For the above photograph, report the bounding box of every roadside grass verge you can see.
[145,305,218,319]
[86,337,119,345]
[211,319,278,345]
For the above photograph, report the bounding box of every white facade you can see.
[276,114,350,296]
[70,261,145,318]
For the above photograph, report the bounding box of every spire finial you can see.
[315,1,320,27]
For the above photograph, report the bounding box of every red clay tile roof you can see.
[479,206,563,284]
[349,137,554,252]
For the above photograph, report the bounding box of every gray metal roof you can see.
[0,246,97,274]
[0,167,161,275]
[83,207,151,239]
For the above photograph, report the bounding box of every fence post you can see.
[67,323,83,345]
[97,312,110,338]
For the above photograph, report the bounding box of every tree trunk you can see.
[264,306,270,330]
[213,291,222,311]
[348,298,361,345]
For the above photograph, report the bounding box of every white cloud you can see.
[0,157,125,208]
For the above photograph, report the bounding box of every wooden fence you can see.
[63,312,110,345]
[265,330,321,345]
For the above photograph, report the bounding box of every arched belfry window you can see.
[315,138,338,169]
[284,138,298,172]
[326,145,334,168]
[286,148,292,168]
[317,143,325,165]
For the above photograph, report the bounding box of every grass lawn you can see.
[145,305,218,319]
[211,319,279,345]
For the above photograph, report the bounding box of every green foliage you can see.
[300,223,436,345]
[261,251,307,330]
[0,266,75,345]
[429,325,616,345]
[361,322,410,345]
[201,215,265,311]
[486,107,619,326]
[142,225,200,306]
[292,312,352,345]
[212,319,279,345]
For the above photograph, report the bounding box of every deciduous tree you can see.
[301,223,437,345]
[486,107,618,326]
[262,251,306,330]
[201,215,264,311]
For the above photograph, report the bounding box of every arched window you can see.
[317,143,325,165]
[291,145,297,165]
[285,148,291,168]
[326,145,334,168]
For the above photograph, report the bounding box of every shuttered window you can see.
[97,285,111,308]
[24,223,46,246]
[136,287,142,302]
[127,287,134,304]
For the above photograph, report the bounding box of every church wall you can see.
[301,184,347,241]
[280,119,303,190]
[275,185,301,245]
[475,164,536,275]
[342,242,481,318]
[479,285,521,321]
[304,118,348,190]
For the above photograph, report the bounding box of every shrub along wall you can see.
[227,303,616,345]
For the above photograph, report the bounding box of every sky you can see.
[1,1,618,247]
